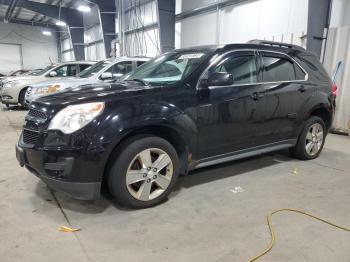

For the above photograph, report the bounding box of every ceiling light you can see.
[77,5,91,12]
[42,30,52,36]
[56,21,67,27]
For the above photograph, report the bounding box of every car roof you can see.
[58,61,97,65]
[104,56,151,63]
[173,40,310,57]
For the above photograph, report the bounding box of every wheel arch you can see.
[308,105,333,131]
[102,124,192,187]
[18,86,29,104]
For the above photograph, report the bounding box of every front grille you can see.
[28,109,47,120]
[23,129,39,145]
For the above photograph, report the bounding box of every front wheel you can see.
[108,136,179,208]
[290,116,326,160]
[18,88,28,108]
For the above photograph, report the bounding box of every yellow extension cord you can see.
[246,208,350,262]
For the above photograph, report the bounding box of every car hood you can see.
[30,77,90,88]
[36,81,159,107]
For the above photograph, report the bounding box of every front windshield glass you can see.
[79,60,112,78]
[121,50,212,86]
[30,65,55,76]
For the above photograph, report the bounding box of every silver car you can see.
[25,57,150,105]
[0,61,95,107]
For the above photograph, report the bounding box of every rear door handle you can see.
[250,92,264,101]
[299,85,307,93]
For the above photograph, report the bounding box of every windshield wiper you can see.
[124,78,149,86]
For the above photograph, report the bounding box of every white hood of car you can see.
[30,77,95,90]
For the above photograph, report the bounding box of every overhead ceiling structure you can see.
[0,0,116,60]
[0,0,78,27]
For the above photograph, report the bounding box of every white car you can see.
[0,61,95,107]
[24,57,150,105]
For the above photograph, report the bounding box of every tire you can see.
[290,116,326,160]
[108,136,179,208]
[18,88,27,108]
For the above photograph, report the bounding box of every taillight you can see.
[331,84,337,97]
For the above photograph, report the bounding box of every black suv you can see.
[16,41,336,208]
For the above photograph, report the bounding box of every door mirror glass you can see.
[206,72,234,87]
[100,72,113,80]
[49,71,57,77]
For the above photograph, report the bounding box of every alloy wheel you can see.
[126,148,173,201]
[305,123,324,156]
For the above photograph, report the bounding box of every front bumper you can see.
[16,138,108,200]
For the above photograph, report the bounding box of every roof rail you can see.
[248,39,305,51]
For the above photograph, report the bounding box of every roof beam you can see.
[1,0,86,60]
[4,0,20,22]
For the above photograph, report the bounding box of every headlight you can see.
[3,81,17,89]
[48,102,105,134]
[35,84,61,95]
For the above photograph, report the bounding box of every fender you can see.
[90,101,199,158]
[295,89,333,135]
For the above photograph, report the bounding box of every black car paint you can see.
[17,43,335,199]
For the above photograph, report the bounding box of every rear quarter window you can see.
[262,55,295,82]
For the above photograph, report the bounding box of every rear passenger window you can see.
[79,64,91,72]
[262,55,296,82]
[214,55,257,84]
[137,61,146,67]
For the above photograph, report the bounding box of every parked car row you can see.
[14,41,336,208]
[0,61,96,107]
[24,57,149,106]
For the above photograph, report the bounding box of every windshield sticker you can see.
[178,53,204,59]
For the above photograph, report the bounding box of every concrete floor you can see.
[1,106,350,262]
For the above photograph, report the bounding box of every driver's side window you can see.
[214,55,257,85]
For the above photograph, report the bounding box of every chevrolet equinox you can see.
[16,41,336,208]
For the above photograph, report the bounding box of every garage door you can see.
[0,43,22,75]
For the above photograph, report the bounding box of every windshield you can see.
[121,50,212,86]
[30,65,55,76]
[79,60,112,78]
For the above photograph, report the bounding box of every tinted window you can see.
[79,61,112,78]
[103,61,133,80]
[262,55,296,82]
[137,61,146,66]
[214,55,257,84]
[79,64,91,72]
[113,61,133,75]
[52,65,77,77]
[295,64,306,80]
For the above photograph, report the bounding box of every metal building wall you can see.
[323,26,350,133]
[175,0,308,48]
[122,0,160,57]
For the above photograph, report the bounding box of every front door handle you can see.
[299,85,307,92]
[250,92,264,101]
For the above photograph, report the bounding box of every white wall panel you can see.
[125,28,159,57]
[176,0,218,14]
[122,0,160,57]
[330,0,350,27]
[84,25,106,60]
[0,22,58,73]
[176,12,218,48]
[0,43,22,75]
[323,26,350,132]
[176,0,308,47]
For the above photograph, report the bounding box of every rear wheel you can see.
[290,116,326,160]
[108,136,179,208]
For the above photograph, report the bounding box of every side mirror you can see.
[49,71,57,77]
[206,72,234,87]
[100,72,113,80]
